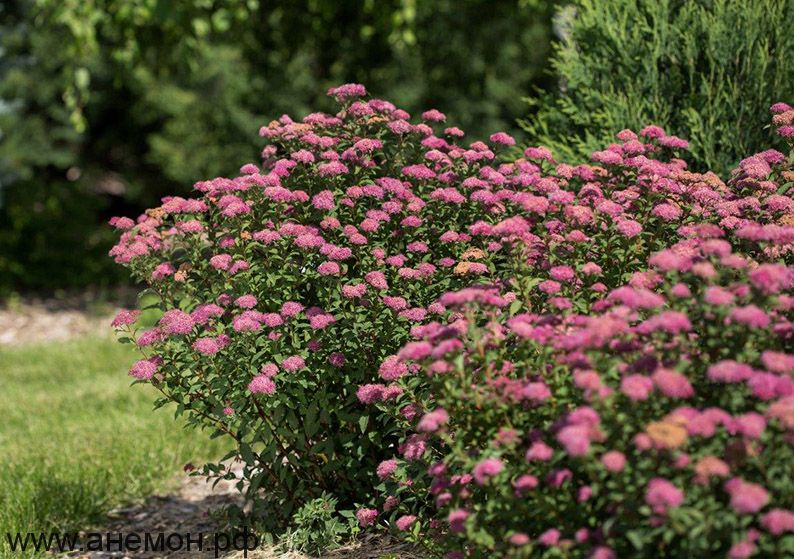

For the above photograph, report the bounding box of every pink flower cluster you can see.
[109,85,794,545]
[370,226,794,556]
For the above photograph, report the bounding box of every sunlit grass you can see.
[0,336,226,558]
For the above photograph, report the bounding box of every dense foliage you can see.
[521,0,794,177]
[0,0,556,293]
[361,100,794,558]
[376,252,794,558]
[111,84,794,556]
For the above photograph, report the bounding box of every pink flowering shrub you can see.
[363,120,794,556]
[110,83,793,542]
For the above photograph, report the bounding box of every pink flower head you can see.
[327,83,367,101]
[590,547,616,559]
[728,540,756,559]
[261,312,283,328]
[473,458,503,485]
[383,495,399,511]
[280,301,304,318]
[193,337,221,355]
[513,474,538,493]
[490,132,516,146]
[317,261,341,276]
[652,368,694,398]
[421,109,446,121]
[400,434,427,460]
[398,341,432,361]
[158,309,195,335]
[357,383,385,404]
[210,254,232,271]
[232,311,263,332]
[395,515,417,531]
[365,271,389,290]
[601,451,626,473]
[522,382,551,402]
[328,352,346,367]
[508,533,530,546]
[761,351,794,374]
[645,478,684,514]
[556,425,590,457]
[538,529,560,547]
[417,408,450,433]
[234,294,257,309]
[109,216,135,230]
[281,355,305,371]
[137,328,164,347]
[129,359,157,380]
[260,363,278,378]
[377,459,398,480]
[151,262,175,280]
[448,509,469,533]
[729,305,770,328]
[379,355,408,380]
[707,360,754,383]
[726,479,769,514]
[621,374,654,401]
[526,441,554,462]
[111,308,140,327]
[749,263,791,294]
[616,219,642,238]
[549,265,575,282]
[761,509,794,535]
[191,303,225,324]
[248,374,276,395]
[355,507,378,527]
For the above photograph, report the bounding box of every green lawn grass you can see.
[0,336,226,558]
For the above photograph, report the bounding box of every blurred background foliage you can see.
[522,0,794,176]
[0,0,791,295]
[0,0,557,294]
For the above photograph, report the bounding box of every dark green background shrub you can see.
[0,0,556,294]
[521,0,794,174]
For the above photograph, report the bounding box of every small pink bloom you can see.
[377,459,398,480]
[726,479,769,514]
[111,309,140,327]
[645,478,684,514]
[761,509,794,535]
[395,515,417,531]
[248,375,276,395]
[601,451,626,472]
[473,458,503,485]
[538,529,560,547]
[417,408,449,433]
[356,508,378,527]
[129,359,157,380]
[281,355,305,371]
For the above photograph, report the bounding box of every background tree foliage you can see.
[521,0,794,175]
[0,0,556,293]
[3,0,791,294]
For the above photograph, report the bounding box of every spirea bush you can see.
[361,108,794,556]
[110,83,793,547]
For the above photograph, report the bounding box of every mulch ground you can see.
[56,462,422,558]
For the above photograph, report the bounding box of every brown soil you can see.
[56,463,421,558]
